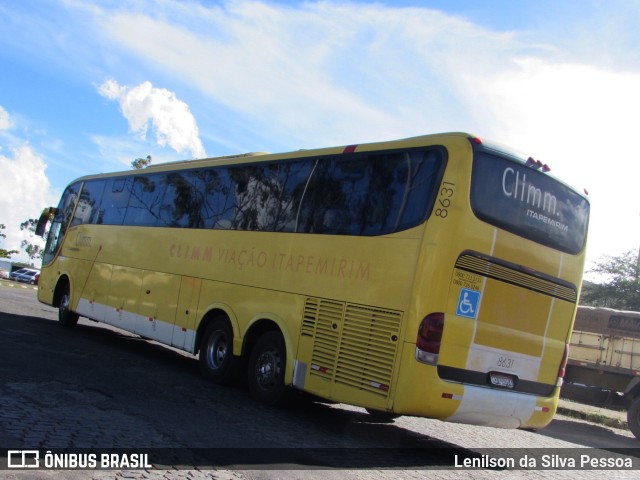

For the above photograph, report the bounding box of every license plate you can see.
[489,372,516,389]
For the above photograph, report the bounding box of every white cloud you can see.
[98,79,206,159]
[4,0,638,270]
[94,1,640,267]
[99,3,506,146]
[464,58,640,266]
[0,105,11,130]
[0,145,55,264]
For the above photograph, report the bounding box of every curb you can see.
[0,280,38,290]
[557,406,628,430]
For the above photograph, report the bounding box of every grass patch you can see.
[557,406,627,430]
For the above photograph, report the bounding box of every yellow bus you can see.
[35,132,589,429]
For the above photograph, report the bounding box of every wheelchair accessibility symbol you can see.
[456,288,480,319]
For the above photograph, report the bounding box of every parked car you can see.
[0,268,9,279]
[9,268,30,281]
[15,270,40,285]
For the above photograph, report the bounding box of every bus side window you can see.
[70,180,106,228]
[42,182,81,265]
[194,168,228,229]
[270,160,314,232]
[294,149,444,236]
[123,174,166,226]
[59,183,81,227]
[98,177,132,225]
[159,172,190,228]
[228,160,313,232]
[159,169,226,229]
[388,149,446,229]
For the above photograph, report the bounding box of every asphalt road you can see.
[1,282,639,479]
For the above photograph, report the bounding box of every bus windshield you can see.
[470,150,589,254]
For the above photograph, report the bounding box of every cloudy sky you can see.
[0,0,639,276]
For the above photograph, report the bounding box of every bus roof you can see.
[71,132,475,183]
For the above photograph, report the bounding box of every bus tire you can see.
[247,330,287,406]
[199,318,240,384]
[627,396,640,439]
[58,283,79,327]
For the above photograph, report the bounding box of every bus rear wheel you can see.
[58,283,79,327]
[199,318,240,384]
[247,331,287,406]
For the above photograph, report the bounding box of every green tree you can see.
[131,155,152,170]
[21,242,43,261]
[580,249,640,311]
[0,223,19,258]
[20,219,44,261]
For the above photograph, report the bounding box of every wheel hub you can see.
[207,333,228,369]
[256,351,280,388]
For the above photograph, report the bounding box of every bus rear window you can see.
[471,151,589,254]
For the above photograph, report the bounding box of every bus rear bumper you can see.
[392,354,558,429]
[442,384,555,429]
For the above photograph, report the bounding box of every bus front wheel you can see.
[247,331,287,406]
[58,283,79,327]
[199,318,240,384]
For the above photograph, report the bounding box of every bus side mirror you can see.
[35,207,58,237]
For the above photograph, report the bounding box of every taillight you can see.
[342,144,357,154]
[525,157,551,172]
[558,343,569,378]
[416,313,444,365]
